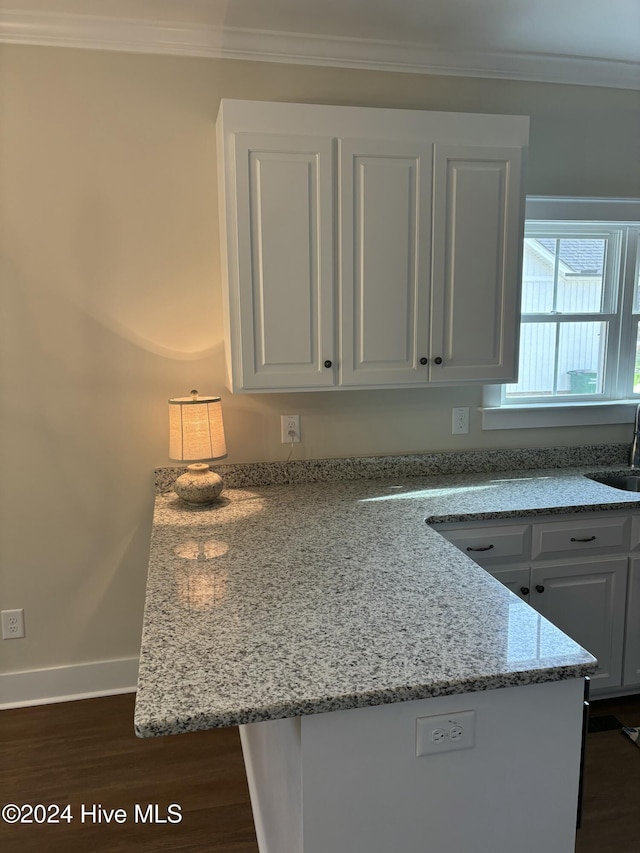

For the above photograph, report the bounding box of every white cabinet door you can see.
[487,566,531,601]
[229,133,336,390]
[530,557,627,691]
[430,145,523,383]
[339,139,432,386]
[623,556,640,687]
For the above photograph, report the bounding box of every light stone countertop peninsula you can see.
[134,456,640,738]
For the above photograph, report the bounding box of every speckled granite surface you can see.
[135,459,640,738]
[154,443,629,491]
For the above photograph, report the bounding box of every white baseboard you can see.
[0,657,139,709]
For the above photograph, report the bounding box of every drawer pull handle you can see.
[570,536,596,542]
[520,586,530,596]
[466,544,494,552]
[535,584,545,594]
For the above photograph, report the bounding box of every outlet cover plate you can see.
[416,710,475,756]
[452,407,470,435]
[281,414,301,443]
[2,609,25,639]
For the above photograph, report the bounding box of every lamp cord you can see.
[285,429,296,463]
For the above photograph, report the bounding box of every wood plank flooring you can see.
[0,694,258,852]
[576,693,640,853]
[1,691,639,852]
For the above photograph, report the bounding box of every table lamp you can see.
[169,390,227,506]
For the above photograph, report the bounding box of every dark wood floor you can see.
[577,693,640,853]
[0,694,258,852]
[1,691,639,852]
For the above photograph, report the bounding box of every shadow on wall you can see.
[1,230,227,667]
[71,191,221,362]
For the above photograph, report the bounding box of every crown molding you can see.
[1,9,639,90]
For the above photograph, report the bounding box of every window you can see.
[483,198,640,430]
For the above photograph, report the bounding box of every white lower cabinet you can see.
[439,512,638,696]
[491,557,627,691]
[532,558,627,691]
[624,556,640,687]
[241,679,584,853]
[490,565,532,601]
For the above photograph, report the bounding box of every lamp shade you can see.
[169,391,227,462]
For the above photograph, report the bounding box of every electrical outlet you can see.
[416,710,475,756]
[280,414,301,444]
[2,609,25,640]
[452,407,469,435]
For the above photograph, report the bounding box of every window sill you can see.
[481,400,638,430]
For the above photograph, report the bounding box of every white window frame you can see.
[482,197,640,430]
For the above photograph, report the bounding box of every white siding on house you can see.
[507,239,608,397]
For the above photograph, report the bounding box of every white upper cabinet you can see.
[431,144,523,384]
[339,138,433,386]
[216,100,529,393]
[222,132,335,390]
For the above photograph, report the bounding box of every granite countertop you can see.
[134,461,640,738]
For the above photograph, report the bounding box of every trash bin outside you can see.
[567,369,598,394]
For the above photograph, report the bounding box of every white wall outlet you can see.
[281,414,301,444]
[452,407,470,435]
[416,710,475,756]
[2,608,25,639]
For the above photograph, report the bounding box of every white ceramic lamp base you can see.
[174,463,224,506]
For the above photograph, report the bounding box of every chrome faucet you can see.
[631,403,640,469]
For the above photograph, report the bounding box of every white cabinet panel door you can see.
[431,145,523,383]
[530,556,627,691]
[487,566,531,601]
[233,134,335,389]
[339,139,432,386]
[624,556,640,687]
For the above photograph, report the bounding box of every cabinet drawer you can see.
[531,516,629,560]
[439,524,529,565]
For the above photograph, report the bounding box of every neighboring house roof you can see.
[535,239,604,275]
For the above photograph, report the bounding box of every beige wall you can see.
[1,43,639,676]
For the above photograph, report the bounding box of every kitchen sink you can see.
[585,472,640,492]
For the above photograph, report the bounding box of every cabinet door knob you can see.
[535,584,545,593]
[434,357,443,365]
[520,587,530,596]
[323,360,333,368]
[419,357,428,365]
